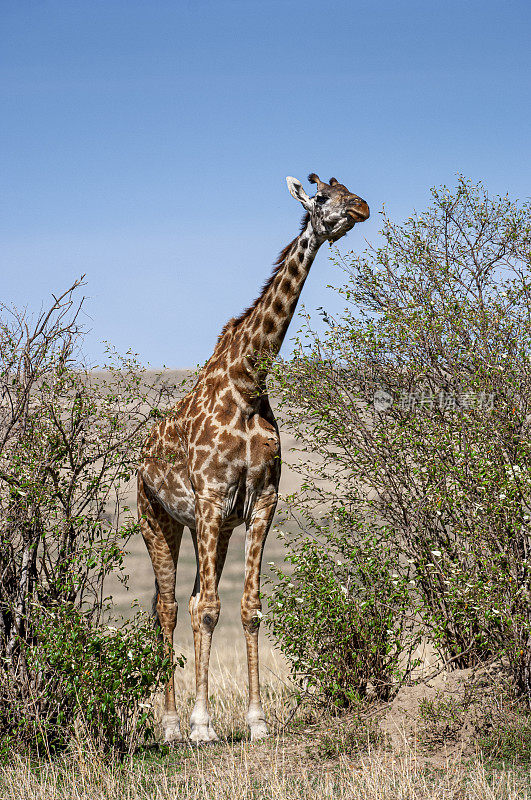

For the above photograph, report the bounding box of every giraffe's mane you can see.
[217,212,310,343]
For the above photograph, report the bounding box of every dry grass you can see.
[1,741,530,799]
[2,650,531,800]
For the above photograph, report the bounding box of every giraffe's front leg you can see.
[241,491,278,741]
[188,493,224,743]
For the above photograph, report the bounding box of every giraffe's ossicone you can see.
[137,173,370,744]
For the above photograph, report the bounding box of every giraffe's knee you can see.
[241,598,262,633]
[197,597,221,633]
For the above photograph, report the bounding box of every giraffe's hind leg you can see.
[138,474,184,743]
[242,491,278,740]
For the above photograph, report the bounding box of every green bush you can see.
[269,177,531,702]
[266,513,416,706]
[0,280,185,753]
[1,604,174,755]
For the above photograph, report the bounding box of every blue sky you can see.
[2,1,530,367]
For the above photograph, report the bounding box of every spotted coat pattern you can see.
[137,174,370,743]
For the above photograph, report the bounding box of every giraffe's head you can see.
[286,173,369,243]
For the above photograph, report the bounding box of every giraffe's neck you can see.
[229,220,322,385]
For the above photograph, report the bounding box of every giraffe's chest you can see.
[141,400,280,529]
[187,409,281,493]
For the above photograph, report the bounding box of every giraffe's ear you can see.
[286,176,313,211]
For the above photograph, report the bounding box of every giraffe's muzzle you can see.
[347,200,370,222]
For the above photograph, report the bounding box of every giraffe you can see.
[137,173,370,744]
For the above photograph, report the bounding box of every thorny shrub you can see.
[0,280,184,753]
[268,177,531,703]
[266,512,416,706]
[3,603,174,755]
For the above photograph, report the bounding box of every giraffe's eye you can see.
[316,195,328,205]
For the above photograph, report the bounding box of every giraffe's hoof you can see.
[249,721,269,741]
[247,708,269,741]
[162,713,184,744]
[189,722,219,744]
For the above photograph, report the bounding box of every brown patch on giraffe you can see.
[203,450,233,479]
[194,410,207,428]
[214,404,236,426]
[216,432,244,464]
[228,365,244,383]
[229,339,241,359]
[262,314,275,335]
[289,259,300,274]
[217,428,243,449]
[194,416,218,446]
[279,278,292,295]
[250,334,263,352]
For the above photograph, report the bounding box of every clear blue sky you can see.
[2,1,530,367]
